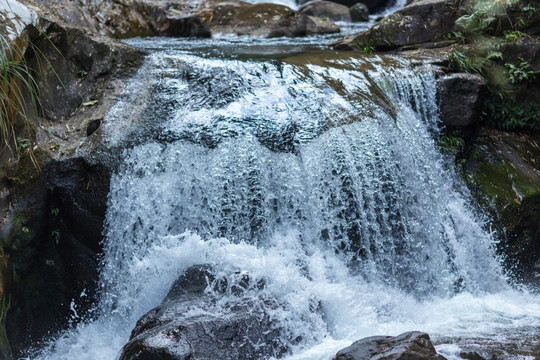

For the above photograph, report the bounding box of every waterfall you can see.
[32,38,540,360]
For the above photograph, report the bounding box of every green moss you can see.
[466,133,540,233]
[475,158,538,199]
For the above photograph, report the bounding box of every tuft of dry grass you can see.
[0,9,45,169]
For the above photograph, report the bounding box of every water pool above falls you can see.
[33,38,540,360]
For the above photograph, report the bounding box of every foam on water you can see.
[32,40,540,360]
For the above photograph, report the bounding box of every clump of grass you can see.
[354,38,375,55]
[0,10,42,167]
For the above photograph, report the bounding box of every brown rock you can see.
[334,331,447,360]
[299,0,352,22]
[205,1,339,37]
[299,0,390,12]
[350,2,369,22]
[333,0,460,50]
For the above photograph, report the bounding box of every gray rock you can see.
[119,265,289,360]
[299,0,389,12]
[460,351,487,360]
[299,0,352,22]
[350,3,369,22]
[437,73,486,127]
[20,0,338,38]
[1,7,144,354]
[354,0,390,11]
[334,331,447,360]
[205,1,339,37]
[333,0,461,50]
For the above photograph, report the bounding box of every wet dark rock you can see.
[21,0,207,38]
[300,0,389,12]
[22,0,339,38]
[437,73,486,127]
[461,129,540,287]
[355,0,391,11]
[333,0,460,50]
[334,331,447,360]
[460,351,486,360]
[4,158,111,354]
[506,193,540,285]
[299,1,352,22]
[204,1,339,37]
[350,3,369,22]
[0,6,144,354]
[119,265,288,360]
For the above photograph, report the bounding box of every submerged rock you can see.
[334,331,447,360]
[299,1,352,22]
[119,265,289,360]
[437,73,486,127]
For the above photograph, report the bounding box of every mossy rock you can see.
[463,128,540,285]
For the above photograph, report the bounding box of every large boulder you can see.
[350,3,369,22]
[299,1,352,22]
[462,129,540,287]
[333,0,460,50]
[202,1,339,37]
[299,0,390,12]
[20,0,338,38]
[119,265,289,360]
[3,158,112,354]
[334,331,447,360]
[437,73,486,127]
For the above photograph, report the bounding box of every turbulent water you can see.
[32,35,540,360]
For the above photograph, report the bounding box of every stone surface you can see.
[333,0,460,50]
[119,265,288,360]
[334,331,447,360]
[299,0,389,12]
[462,129,540,287]
[350,2,369,22]
[19,0,339,38]
[0,7,144,355]
[2,158,112,354]
[299,0,352,22]
[204,1,339,37]
[437,73,486,127]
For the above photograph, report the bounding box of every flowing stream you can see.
[32,32,540,360]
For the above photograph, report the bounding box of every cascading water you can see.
[32,37,540,360]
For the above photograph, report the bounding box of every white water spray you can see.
[33,39,540,360]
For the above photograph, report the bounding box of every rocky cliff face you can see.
[0,1,145,354]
